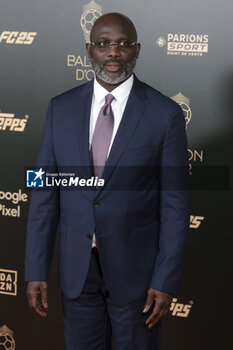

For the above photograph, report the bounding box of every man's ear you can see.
[86,43,91,58]
[135,43,141,59]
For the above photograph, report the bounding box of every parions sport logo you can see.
[0,31,37,44]
[0,110,29,132]
[156,33,208,57]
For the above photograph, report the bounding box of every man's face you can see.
[86,19,140,85]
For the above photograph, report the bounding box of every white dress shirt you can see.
[89,74,134,247]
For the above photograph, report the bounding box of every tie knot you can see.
[105,94,114,105]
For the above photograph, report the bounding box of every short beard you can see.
[90,57,137,85]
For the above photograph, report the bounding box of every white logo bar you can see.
[168,42,208,52]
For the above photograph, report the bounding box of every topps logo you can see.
[0,31,37,44]
[190,215,205,229]
[170,298,193,318]
[0,112,29,132]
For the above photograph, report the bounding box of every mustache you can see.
[102,59,125,69]
[89,57,128,71]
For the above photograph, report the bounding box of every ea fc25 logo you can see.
[0,269,17,296]
[170,298,194,318]
[0,31,37,44]
[0,111,29,132]
[26,168,45,188]
[0,325,16,350]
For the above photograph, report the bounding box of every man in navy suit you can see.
[25,12,189,350]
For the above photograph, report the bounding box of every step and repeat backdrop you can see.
[0,0,232,349]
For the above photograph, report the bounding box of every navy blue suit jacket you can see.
[25,75,189,305]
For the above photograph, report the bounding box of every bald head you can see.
[86,12,140,91]
[90,12,138,42]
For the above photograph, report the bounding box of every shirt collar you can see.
[93,74,134,104]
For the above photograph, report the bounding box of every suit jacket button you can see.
[86,234,92,240]
[94,201,100,207]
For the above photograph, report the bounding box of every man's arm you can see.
[143,106,190,328]
[25,100,60,317]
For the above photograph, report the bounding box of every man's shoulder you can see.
[135,76,181,114]
[50,80,93,106]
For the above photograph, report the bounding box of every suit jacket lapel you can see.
[75,80,93,180]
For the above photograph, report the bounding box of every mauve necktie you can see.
[91,93,115,178]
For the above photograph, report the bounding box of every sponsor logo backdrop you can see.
[0,0,232,349]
